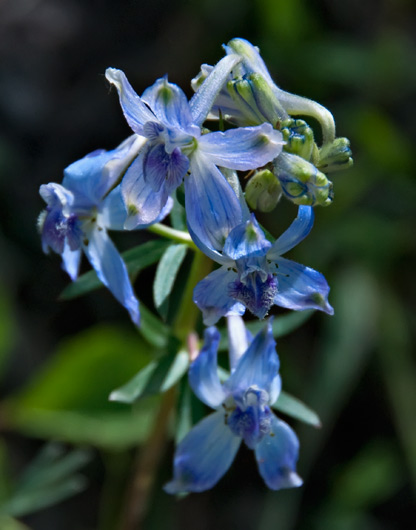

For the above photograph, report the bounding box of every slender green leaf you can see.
[153,244,188,317]
[170,192,187,231]
[0,516,30,530]
[175,380,193,444]
[60,239,171,300]
[109,362,159,404]
[138,302,169,349]
[273,390,321,428]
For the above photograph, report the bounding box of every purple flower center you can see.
[228,271,277,319]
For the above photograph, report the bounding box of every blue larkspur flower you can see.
[39,135,172,325]
[164,318,302,493]
[105,55,284,246]
[192,203,333,325]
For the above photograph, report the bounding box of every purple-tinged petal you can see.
[223,215,271,261]
[268,206,314,259]
[255,414,302,490]
[142,77,194,130]
[143,143,188,193]
[61,244,81,281]
[187,224,230,265]
[164,410,241,494]
[190,54,241,127]
[228,271,277,320]
[185,153,243,252]
[193,267,245,326]
[274,257,334,315]
[225,321,280,398]
[189,327,227,409]
[199,124,284,170]
[82,227,140,325]
[105,68,155,134]
[121,152,170,229]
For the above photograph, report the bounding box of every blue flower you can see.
[39,135,171,325]
[164,318,302,493]
[192,205,334,325]
[105,55,284,246]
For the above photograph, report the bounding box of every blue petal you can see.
[274,257,334,315]
[142,77,194,130]
[199,124,284,170]
[61,244,81,281]
[164,410,241,493]
[228,270,277,320]
[189,327,227,409]
[189,54,241,126]
[185,153,243,252]
[226,315,250,372]
[121,152,171,229]
[105,68,155,135]
[82,227,140,325]
[143,143,189,193]
[223,214,271,261]
[193,267,245,326]
[187,223,230,265]
[225,321,280,399]
[268,206,314,259]
[254,414,302,490]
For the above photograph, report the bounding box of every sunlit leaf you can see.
[273,390,321,428]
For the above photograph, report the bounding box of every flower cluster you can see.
[38,38,352,494]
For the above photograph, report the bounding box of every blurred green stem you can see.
[147,223,197,250]
[117,250,212,530]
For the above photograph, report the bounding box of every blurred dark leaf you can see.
[273,390,321,428]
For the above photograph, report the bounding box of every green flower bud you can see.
[272,152,333,207]
[227,73,286,126]
[245,169,282,212]
[317,137,353,173]
[281,119,315,161]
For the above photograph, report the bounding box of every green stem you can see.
[147,223,197,250]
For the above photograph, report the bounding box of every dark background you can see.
[0,0,415,529]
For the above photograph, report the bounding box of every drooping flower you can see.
[192,202,334,325]
[164,317,302,493]
[105,55,284,246]
[39,135,171,325]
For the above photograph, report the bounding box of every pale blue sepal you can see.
[82,227,140,325]
[193,267,245,326]
[189,327,227,409]
[190,54,241,127]
[185,153,243,252]
[199,124,284,170]
[142,77,194,130]
[274,257,334,315]
[223,215,271,261]
[227,315,249,372]
[121,153,170,229]
[61,243,81,281]
[187,224,230,266]
[225,321,279,398]
[268,206,314,259]
[164,410,241,493]
[254,414,302,490]
[105,68,155,135]
[102,186,173,231]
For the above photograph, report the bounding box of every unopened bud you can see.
[245,169,282,212]
[281,119,315,161]
[317,137,353,173]
[272,153,333,207]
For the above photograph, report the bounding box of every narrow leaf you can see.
[137,301,169,348]
[272,390,321,428]
[153,244,188,316]
[109,362,159,404]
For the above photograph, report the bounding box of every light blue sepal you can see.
[268,205,314,259]
[254,414,302,490]
[198,124,284,170]
[61,244,81,281]
[188,327,227,409]
[189,54,241,127]
[193,267,245,326]
[105,68,155,135]
[164,410,241,493]
[274,257,334,315]
[225,321,279,398]
[185,153,243,252]
[142,77,194,130]
[223,215,271,261]
[82,226,140,325]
